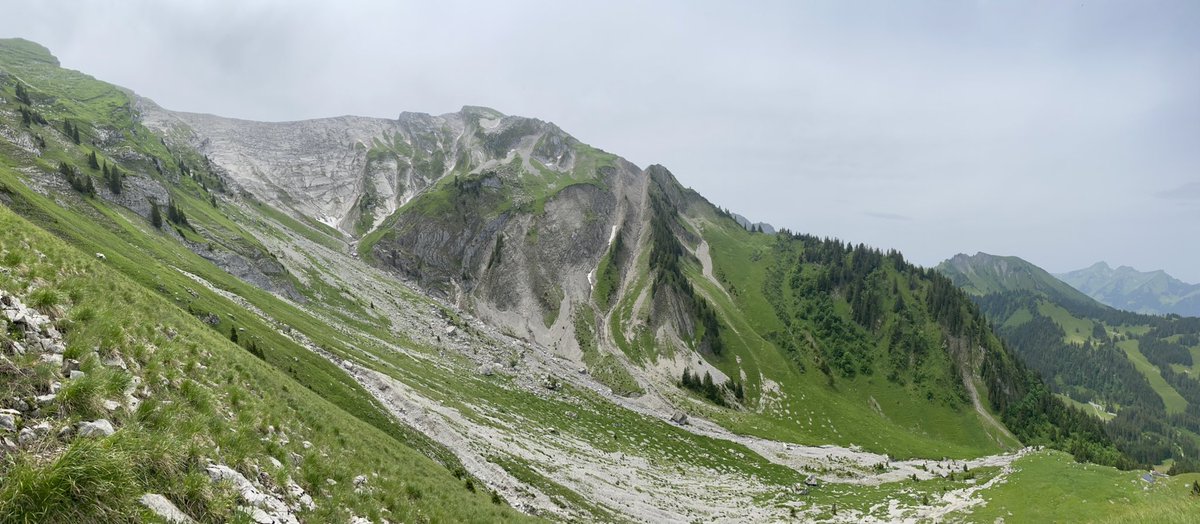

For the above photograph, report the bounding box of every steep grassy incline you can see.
[0,205,526,522]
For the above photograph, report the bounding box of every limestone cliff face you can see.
[137,99,712,369]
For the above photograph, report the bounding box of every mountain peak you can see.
[459,105,505,118]
[0,38,59,67]
[937,252,1103,309]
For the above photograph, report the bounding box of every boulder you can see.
[207,464,256,493]
[0,413,16,432]
[286,479,316,511]
[17,427,36,446]
[10,398,29,413]
[77,419,116,437]
[139,493,194,523]
[669,411,688,425]
[103,355,128,370]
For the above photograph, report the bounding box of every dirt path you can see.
[961,364,1018,445]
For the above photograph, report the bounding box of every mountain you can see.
[1057,262,1200,317]
[2,37,1193,522]
[939,252,1200,471]
[939,252,1100,308]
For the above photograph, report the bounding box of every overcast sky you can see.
[4,1,1199,280]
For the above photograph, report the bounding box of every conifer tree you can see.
[88,151,100,169]
[166,197,188,226]
[150,201,163,229]
[106,165,122,194]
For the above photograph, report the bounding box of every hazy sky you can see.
[4,1,1199,280]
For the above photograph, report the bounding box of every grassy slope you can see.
[0,206,527,523]
[0,41,534,519]
[1117,339,1188,414]
[968,450,1200,523]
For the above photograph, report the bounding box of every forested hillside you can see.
[941,253,1200,472]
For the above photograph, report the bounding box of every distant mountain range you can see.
[1056,262,1200,317]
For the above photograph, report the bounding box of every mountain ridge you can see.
[1056,261,1200,317]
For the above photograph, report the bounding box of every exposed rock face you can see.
[134,99,721,383]
[206,463,302,524]
[136,98,487,235]
[140,493,196,524]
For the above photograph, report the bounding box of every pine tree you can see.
[87,151,99,169]
[166,197,188,226]
[149,201,163,229]
[229,325,239,344]
[105,164,122,194]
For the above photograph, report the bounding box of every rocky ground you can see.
[206,201,1034,522]
[0,282,317,524]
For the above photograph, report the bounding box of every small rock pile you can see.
[1,291,122,452]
